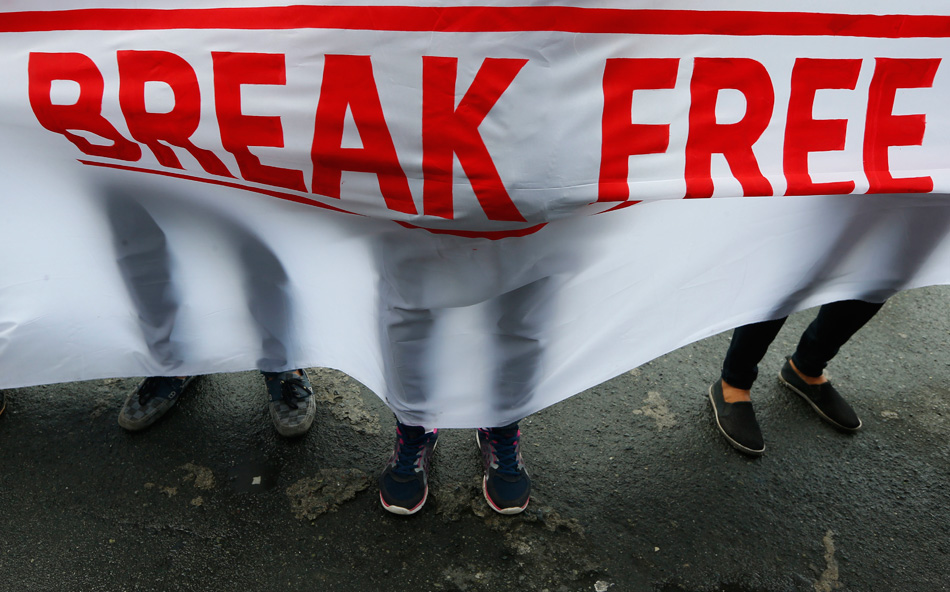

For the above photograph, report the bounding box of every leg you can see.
[105,194,198,431]
[376,282,440,514]
[374,234,444,514]
[104,193,182,370]
[790,300,885,378]
[237,231,294,374]
[778,300,883,431]
[721,317,788,391]
[231,222,316,437]
[479,276,558,515]
[380,304,437,420]
[709,317,787,456]
[491,276,556,415]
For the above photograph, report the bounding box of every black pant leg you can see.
[791,300,885,377]
[721,317,788,390]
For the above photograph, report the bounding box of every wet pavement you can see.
[1,286,948,591]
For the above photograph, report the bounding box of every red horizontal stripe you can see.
[79,159,355,215]
[396,220,547,239]
[2,6,950,38]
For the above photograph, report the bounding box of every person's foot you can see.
[0,391,6,417]
[477,425,531,514]
[708,379,764,456]
[262,369,316,437]
[118,376,195,431]
[379,423,438,515]
[778,357,861,431]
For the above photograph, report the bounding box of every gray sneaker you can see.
[262,369,316,437]
[118,376,196,431]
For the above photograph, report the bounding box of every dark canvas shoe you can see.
[708,380,765,456]
[778,358,861,431]
[118,376,195,431]
[477,425,531,515]
[379,423,439,515]
[262,369,316,437]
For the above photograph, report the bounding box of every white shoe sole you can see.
[777,372,862,431]
[708,383,765,456]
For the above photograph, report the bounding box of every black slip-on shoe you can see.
[778,358,862,431]
[708,380,765,456]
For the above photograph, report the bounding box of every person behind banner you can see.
[377,283,542,515]
[104,188,317,437]
[373,227,577,516]
[707,188,950,456]
[707,299,883,456]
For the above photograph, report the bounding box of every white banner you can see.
[3,2,950,427]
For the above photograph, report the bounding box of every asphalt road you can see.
[1,286,948,592]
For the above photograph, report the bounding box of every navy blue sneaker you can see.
[477,425,531,515]
[262,369,316,437]
[379,422,439,515]
[118,376,196,431]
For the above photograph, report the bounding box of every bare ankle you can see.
[721,379,752,403]
[788,359,827,385]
